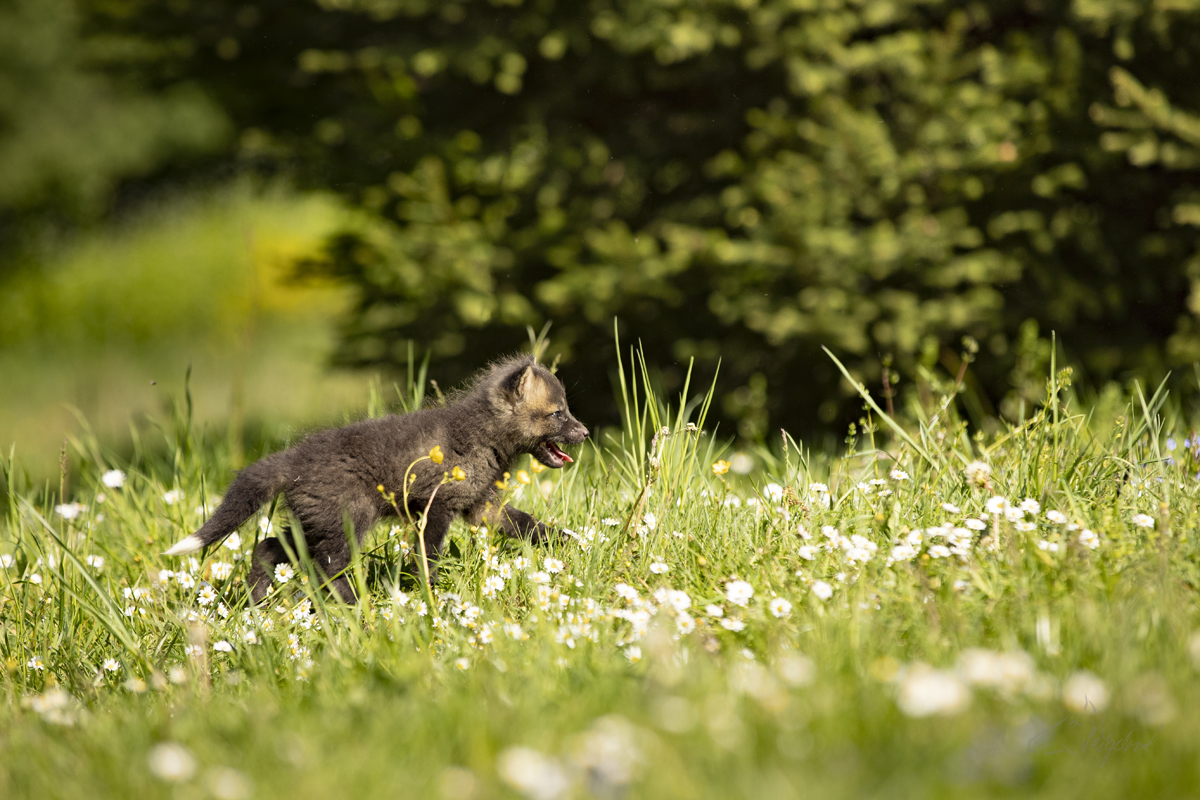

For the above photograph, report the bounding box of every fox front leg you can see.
[495,505,556,545]
[411,503,455,586]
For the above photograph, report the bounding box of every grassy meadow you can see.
[2,350,1199,800]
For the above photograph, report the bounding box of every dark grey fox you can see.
[164,355,588,603]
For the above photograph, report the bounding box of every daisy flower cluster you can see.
[975,495,1105,553]
[882,649,1128,721]
[781,467,1126,603]
[608,572,794,647]
[794,524,879,593]
[885,524,975,565]
[699,479,797,516]
[867,494,1106,567]
[165,593,334,680]
[22,686,80,726]
[376,587,498,653]
[498,716,644,800]
[352,534,803,669]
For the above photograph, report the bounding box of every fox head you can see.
[495,359,588,468]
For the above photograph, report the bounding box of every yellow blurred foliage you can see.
[0,182,377,478]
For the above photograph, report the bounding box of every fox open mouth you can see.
[532,440,573,469]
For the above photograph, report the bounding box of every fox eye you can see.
[549,410,561,419]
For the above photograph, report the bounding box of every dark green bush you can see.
[90,0,1200,436]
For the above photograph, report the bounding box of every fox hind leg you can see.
[298,500,382,604]
[249,537,290,604]
[249,529,359,604]
[413,504,455,586]
[308,534,356,604]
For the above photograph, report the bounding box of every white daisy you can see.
[54,503,85,520]
[725,580,754,607]
[964,461,991,487]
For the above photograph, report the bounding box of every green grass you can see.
[1,354,1199,799]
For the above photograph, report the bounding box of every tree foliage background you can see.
[30,0,1200,438]
[0,0,228,256]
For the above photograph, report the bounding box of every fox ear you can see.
[504,365,536,401]
[517,366,537,398]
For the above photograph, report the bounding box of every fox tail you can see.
[164,454,290,556]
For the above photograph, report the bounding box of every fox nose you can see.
[577,424,589,441]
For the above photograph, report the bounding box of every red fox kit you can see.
[164,356,588,602]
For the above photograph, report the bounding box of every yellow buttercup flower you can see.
[429,445,444,464]
[516,470,531,485]
[712,459,731,476]
[530,460,546,474]
[451,466,466,481]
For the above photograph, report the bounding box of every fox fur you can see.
[164,355,588,603]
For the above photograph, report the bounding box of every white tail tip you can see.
[164,535,203,556]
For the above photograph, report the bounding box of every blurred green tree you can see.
[87,0,1200,437]
[0,0,228,261]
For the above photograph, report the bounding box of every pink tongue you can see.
[548,442,572,463]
